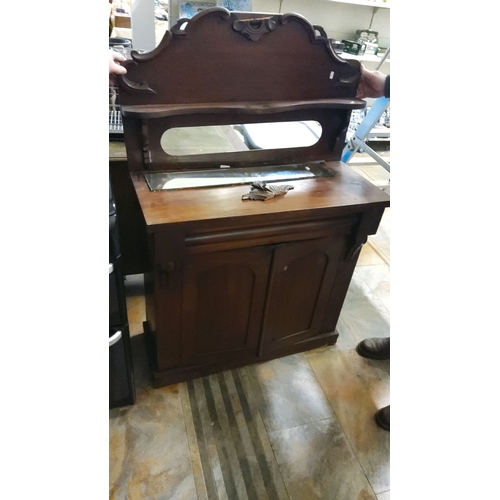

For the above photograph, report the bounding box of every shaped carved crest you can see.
[232,17,277,42]
[117,7,361,104]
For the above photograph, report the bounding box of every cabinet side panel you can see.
[320,207,387,332]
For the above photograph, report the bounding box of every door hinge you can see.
[157,261,178,288]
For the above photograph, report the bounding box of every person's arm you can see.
[109,50,127,85]
[384,74,390,98]
[356,65,390,99]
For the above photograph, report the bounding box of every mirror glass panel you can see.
[144,161,333,191]
[160,121,322,156]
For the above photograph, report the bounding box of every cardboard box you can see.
[342,39,366,56]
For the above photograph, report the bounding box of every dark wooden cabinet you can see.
[114,8,390,387]
[135,190,387,387]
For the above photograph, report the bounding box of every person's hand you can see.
[356,65,386,99]
[109,50,127,85]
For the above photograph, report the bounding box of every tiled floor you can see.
[110,154,390,500]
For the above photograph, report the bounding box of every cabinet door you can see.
[260,235,345,355]
[181,246,272,366]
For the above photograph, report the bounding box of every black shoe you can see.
[375,405,390,431]
[356,337,390,360]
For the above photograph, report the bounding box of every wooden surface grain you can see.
[131,161,390,230]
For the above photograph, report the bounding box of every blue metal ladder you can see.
[341,48,390,172]
[341,96,390,172]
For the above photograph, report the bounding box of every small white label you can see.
[329,71,335,79]
[220,164,231,169]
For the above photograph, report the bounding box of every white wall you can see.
[252,0,389,48]
[252,0,390,74]
[168,1,389,47]
[130,0,157,50]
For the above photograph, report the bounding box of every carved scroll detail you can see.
[232,17,276,41]
[119,71,157,95]
[345,235,367,260]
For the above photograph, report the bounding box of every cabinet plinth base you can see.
[144,322,338,388]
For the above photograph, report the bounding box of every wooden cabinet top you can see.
[131,161,389,231]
